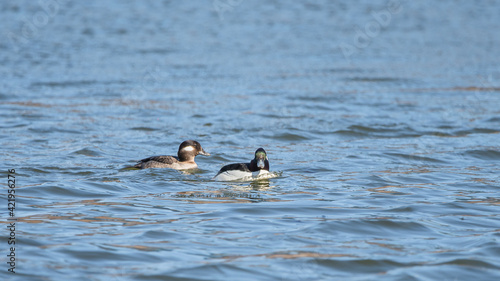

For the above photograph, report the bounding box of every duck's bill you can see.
[199,149,210,156]
[257,158,265,168]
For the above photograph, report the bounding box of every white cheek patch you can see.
[181,146,195,152]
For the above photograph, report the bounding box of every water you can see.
[1,0,500,280]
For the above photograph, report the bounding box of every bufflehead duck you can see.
[134,140,210,170]
[213,148,270,181]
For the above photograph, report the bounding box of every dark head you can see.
[250,148,270,171]
[177,140,210,162]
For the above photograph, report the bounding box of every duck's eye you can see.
[255,152,266,158]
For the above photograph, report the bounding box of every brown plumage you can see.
[134,140,210,170]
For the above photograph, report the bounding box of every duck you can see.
[213,148,270,181]
[134,140,210,170]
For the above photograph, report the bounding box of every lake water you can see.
[1,0,500,280]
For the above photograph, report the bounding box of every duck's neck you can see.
[249,159,269,172]
[178,151,195,162]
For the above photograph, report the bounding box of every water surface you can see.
[1,1,500,280]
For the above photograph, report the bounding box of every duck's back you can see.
[218,163,251,173]
[135,155,179,169]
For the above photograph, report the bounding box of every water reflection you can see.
[173,187,280,203]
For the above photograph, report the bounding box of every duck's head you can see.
[251,148,269,171]
[178,140,210,161]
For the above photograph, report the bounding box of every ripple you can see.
[464,149,500,160]
[303,219,433,237]
[486,117,500,122]
[130,126,158,131]
[334,125,419,138]
[30,79,125,88]
[341,260,418,274]
[454,128,500,136]
[266,132,312,141]
[346,77,414,83]
[72,147,102,157]
[2,1,500,280]
[384,152,447,163]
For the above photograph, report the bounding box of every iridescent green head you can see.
[253,148,269,170]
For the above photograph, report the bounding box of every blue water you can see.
[1,1,500,280]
